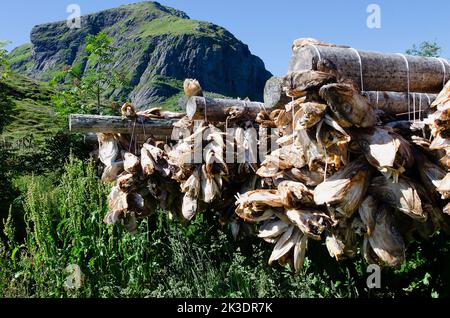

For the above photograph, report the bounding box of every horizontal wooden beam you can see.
[186,96,266,121]
[69,114,178,137]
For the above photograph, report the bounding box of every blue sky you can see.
[0,0,449,76]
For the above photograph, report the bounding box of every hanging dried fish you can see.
[277,181,315,209]
[359,197,405,268]
[352,127,413,182]
[283,70,336,97]
[293,102,327,130]
[123,151,140,175]
[258,219,290,240]
[370,176,427,222]
[314,158,372,218]
[285,209,328,240]
[319,83,377,128]
[325,220,359,261]
[102,161,124,183]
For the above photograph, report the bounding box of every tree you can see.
[51,32,123,118]
[0,40,10,80]
[83,32,118,112]
[406,41,441,57]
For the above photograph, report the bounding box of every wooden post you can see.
[69,114,178,138]
[186,96,266,121]
[289,45,450,93]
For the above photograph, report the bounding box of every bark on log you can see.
[186,96,266,121]
[69,114,177,137]
[264,76,437,116]
[364,91,436,116]
[264,76,293,109]
[289,45,450,93]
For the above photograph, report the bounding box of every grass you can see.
[0,157,363,298]
[2,157,450,298]
[0,73,61,146]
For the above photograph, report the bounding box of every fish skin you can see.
[314,158,372,218]
[370,176,427,222]
[319,83,377,128]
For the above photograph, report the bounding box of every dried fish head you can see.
[293,102,327,130]
[353,127,413,182]
[359,199,405,268]
[319,83,377,128]
[201,165,221,203]
[122,151,140,175]
[180,166,201,197]
[102,161,124,183]
[117,173,139,193]
[283,70,336,97]
[285,209,328,240]
[431,80,450,108]
[277,181,315,209]
[258,219,290,240]
[98,133,119,166]
[314,158,372,218]
[370,176,426,222]
[182,194,198,221]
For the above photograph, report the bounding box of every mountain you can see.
[9,1,272,109]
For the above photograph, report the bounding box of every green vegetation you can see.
[406,41,442,57]
[0,41,10,79]
[50,32,123,118]
[0,72,58,145]
[7,43,33,74]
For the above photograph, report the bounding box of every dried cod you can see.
[370,176,427,222]
[314,158,372,218]
[359,196,405,267]
[319,83,377,128]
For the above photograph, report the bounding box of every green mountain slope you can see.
[0,73,60,147]
[9,1,272,109]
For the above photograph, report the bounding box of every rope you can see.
[396,53,411,122]
[140,117,147,142]
[436,57,447,88]
[412,93,416,122]
[376,91,380,110]
[204,98,208,122]
[310,45,322,62]
[425,93,431,106]
[129,119,137,153]
[418,93,422,122]
[350,48,364,91]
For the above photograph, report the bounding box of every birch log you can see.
[264,76,293,109]
[186,96,266,121]
[264,76,437,116]
[289,46,450,93]
[69,114,177,137]
[365,91,436,116]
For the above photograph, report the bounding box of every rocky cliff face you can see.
[9,1,272,108]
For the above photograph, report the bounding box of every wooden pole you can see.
[365,91,436,116]
[264,76,437,116]
[186,96,266,121]
[69,114,178,137]
[289,45,450,93]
